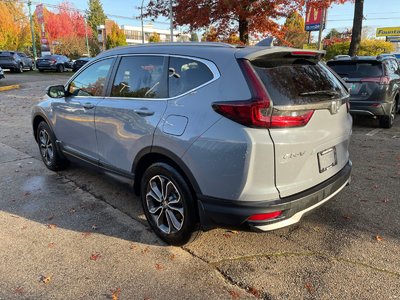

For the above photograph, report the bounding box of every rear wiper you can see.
[299,90,339,97]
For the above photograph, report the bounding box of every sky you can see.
[33,0,400,35]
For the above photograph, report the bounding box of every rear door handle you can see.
[83,102,95,109]
[134,108,154,116]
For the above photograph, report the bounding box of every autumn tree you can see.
[0,2,32,51]
[148,32,161,43]
[190,32,199,42]
[106,21,127,49]
[38,2,92,57]
[279,11,308,48]
[144,0,349,45]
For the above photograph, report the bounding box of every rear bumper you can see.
[37,65,57,70]
[198,161,352,231]
[0,62,18,69]
[349,101,392,117]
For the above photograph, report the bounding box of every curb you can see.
[0,84,20,92]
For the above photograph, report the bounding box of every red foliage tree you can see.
[145,0,350,44]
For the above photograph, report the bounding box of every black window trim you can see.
[64,56,117,98]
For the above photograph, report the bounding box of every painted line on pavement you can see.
[366,129,382,136]
[0,84,20,92]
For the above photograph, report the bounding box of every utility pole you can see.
[317,8,326,50]
[141,0,145,43]
[169,0,173,42]
[84,16,91,57]
[28,1,37,60]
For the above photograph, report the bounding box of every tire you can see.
[140,162,200,245]
[38,68,44,72]
[17,64,23,73]
[379,102,396,128]
[57,64,64,73]
[36,121,68,171]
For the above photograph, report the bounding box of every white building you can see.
[121,24,190,44]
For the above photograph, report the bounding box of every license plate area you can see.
[318,147,337,173]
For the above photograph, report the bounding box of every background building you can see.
[121,24,190,44]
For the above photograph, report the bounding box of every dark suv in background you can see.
[327,55,400,128]
[0,51,34,73]
[36,55,72,73]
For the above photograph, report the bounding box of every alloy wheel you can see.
[38,129,54,165]
[145,175,184,234]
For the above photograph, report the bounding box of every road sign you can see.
[305,5,325,32]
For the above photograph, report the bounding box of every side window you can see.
[110,56,166,98]
[68,58,113,97]
[168,57,214,97]
[391,59,399,74]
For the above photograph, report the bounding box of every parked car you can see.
[327,55,400,128]
[32,43,352,245]
[0,67,4,79]
[0,51,33,73]
[36,55,72,72]
[72,57,92,72]
[391,53,400,61]
[17,52,35,70]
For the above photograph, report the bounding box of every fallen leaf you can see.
[48,243,56,248]
[91,224,98,230]
[46,224,57,229]
[24,192,31,196]
[39,275,51,284]
[381,198,390,203]
[228,290,241,299]
[69,208,76,213]
[169,254,176,261]
[90,253,101,261]
[111,288,121,300]
[223,233,231,238]
[342,215,352,220]
[47,214,54,221]
[13,287,24,294]
[248,287,260,297]
[82,232,91,238]
[305,282,315,294]
[226,230,239,234]
[375,235,384,242]
[155,263,163,270]
[130,244,137,250]
[141,247,150,254]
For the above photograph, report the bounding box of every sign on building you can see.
[376,27,400,37]
[305,4,325,31]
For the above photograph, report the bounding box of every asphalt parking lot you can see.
[0,71,399,299]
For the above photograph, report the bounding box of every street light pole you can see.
[141,0,145,44]
[169,0,173,42]
[28,1,37,60]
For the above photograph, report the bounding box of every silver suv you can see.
[32,43,352,245]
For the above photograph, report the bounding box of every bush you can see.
[325,39,395,60]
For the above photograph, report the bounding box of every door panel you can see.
[53,58,114,160]
[95,55,168,172]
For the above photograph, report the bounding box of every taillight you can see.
[270,110,314,128]
[361,76,390,85]
[212,59,314,128]
[248,211,282,221]
[50,59,57,64]
[291,51,319,57]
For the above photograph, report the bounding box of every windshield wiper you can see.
[299,90,339,97]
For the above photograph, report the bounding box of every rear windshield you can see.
[327,61,383,78]
[0,52,13,57]
[251,56,348,106]
[42,55,55,59]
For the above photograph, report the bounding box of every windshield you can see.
[327,61,383,78]
[0,52,13,57]
[251,57,348,106]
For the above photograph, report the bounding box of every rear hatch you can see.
[327,60,386,101]
[37,56,56,66]
[0,52,14,62]
[239,49,352,197]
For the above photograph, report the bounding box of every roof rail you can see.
[121,42,236,49]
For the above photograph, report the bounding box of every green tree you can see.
[190,32,198,42]
[106,22,127,49]
[326,40,394,60]
[86,0,106,38]
[279,11,308,48]
[148,32,161,43]
[325,29,341,40]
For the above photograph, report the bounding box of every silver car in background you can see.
[32,43,352,245]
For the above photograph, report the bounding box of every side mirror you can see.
[47,85,66,98]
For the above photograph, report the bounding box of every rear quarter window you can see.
[251,57,347,106]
